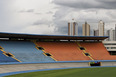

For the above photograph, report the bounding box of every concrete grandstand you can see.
[1,32,116,75]
[0,32,112,63]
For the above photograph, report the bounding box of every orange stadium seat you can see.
[37,42,91,61]
[80,42,116,60]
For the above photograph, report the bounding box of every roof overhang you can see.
[0,32,108,40]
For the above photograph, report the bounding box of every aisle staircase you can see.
[77,42,94,61]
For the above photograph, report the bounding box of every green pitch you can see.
[4,67,116,77]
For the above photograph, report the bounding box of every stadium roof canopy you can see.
[0,32,108,40]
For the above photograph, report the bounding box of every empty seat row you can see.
[0,41,55,63]
[37,42,91,61]
[80,42,116,60]
[0,50,18,62]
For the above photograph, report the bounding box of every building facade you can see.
[98,20,105,36]
[114,24,116,41]
[82,22,90,36]
[106,28,115,41]
[68,19,78,36]
[103,41,116,55]
[94,30,99,36]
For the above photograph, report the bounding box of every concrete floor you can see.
[0,62,89,74]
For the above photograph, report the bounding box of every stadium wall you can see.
[1,60,116,77]
[1,60,116,74]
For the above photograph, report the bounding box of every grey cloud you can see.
[56,26,67,34]
[52,0,116,35]
[54,20,67,34]
[35,13,42,15]
[55,21,85,36]
[33,19,51,25]
[105,10,116,19]
[27,9,34,12]
[0,0,56,34]
[53,0,116,9]
[53,7,111,35]
[19,9,34,13]
[53,7,82,35]
[0,0,16,27]
[46,11,53,14]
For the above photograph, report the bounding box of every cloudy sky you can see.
[0,0,116,35]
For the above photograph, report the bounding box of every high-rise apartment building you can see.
[94,30,99,36]
[82,22,90,36]
[68,19,78,36]
[98,20,105,36]
[106,28,115,41]
[115,25,116,41]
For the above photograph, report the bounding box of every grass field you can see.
[4,67,116,77]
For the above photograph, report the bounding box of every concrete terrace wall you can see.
[0,61,89,74]
[102,62,116,66]
[1,60,116,74]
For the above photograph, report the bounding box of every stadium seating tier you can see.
[37,42,91,61]
[0,50,18,62]
[0,41,55,63]
[80,42,116,60]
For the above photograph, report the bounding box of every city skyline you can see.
[67,19,116,41]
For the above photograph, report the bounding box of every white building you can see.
[114,24,116,41]
[68,19,78,36]
[106,28,115,41]
[98,20,105,36]
[113,30,115,41]
[94,30,99,36]
[103,41,116,55]
[82,22,90,36]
